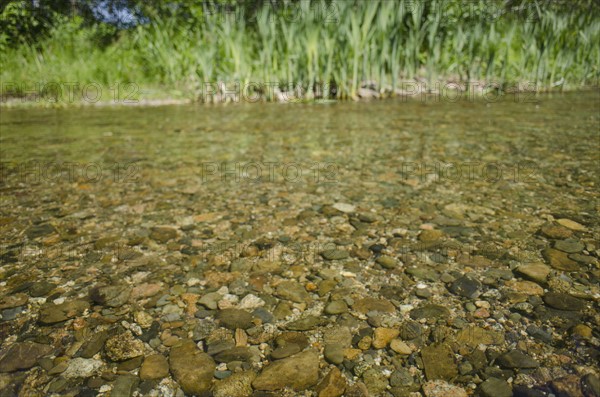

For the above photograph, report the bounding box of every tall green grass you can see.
[1,0,599,103]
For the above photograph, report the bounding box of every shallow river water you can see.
[0,92,598,396]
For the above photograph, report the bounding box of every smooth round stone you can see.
[140,355,169,380]
[252,308,273,323]
[540,223,573,239]
[325,300,349,315]
[271,344,301,360]
[581,374,600,397]
[399,321,423,340]
[390,369,414,388]
[321,249,349,261]
[554,239,584,253]
[214,370,232,379]
[216,309,255,330]
[515,263,551,284]
[458,362,473,375]
[390,339,412,355]
[324,343,345,364]
[162,313,181,322]
[214,346,255,363]
[194,309,214,319]
[449,276,482,298]
[376,255,397,269]
[543,292,585,311]
[508,313,522,322]
[1,306,24,321]
[570,324,592,339]
[478,377,512,397]
[496,350,539,369]
[409,305,450,322]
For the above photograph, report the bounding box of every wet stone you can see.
[550,375,585,397]
[214,346,255,363]
[216,309,255,330]
[271,344,301,359]
[376,255,397,269]
[515,263,551,284]
[321,249,349,261]
[362,368,389,395]
[556,218,587,231]
[422,380,468,397]
[569,253,598,264]
[419,229,445,242]
[324,326,353,347]
[455,326,505,348]
[285,315,325,331]
[390,369,414,388]
[581,373,600,397]
[540,223,573,239]
[79,330,110,358]
[543,292,585,311]
[542,248,579,271]
[372,327,399,349]
[478,377,512,397]
[390,339,412,355]
[213,370,256,397]
[324,343,345,364]
[207,339,235,356]
[26,223,56,239]
[139,354,169,380]
[117,356,143,371]
[325,300,348,315]
[526,325,553,344]
[1,306,24,321]
[570,324,593,339]
[0,293,28,310]
[252,350,319,391]
[410,305,450,322]
[150,226,177,243]
[105,331,144,361]
[449,276,482,298]
[47,377,69,393]
[29,281,56,297]
[62,358,103,378]
[352,297,395,314]
[272,332,308,359]
[316,367,346,397]
[38,300,90,324]
[504,279,544,295]
[421,344,458,381]
[406,267,439,282]
[170,340,215,396]
[0,342,53,372]
[496,350,539,369]
[276,281,309,303]
[553,239,584,253]
[399,321,423,340]
[198,292,220,310]
[111,374,139,397]
[89,285,131,307]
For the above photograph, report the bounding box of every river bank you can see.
[1,80,597,108]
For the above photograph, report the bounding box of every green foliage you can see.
[1,0,599,102]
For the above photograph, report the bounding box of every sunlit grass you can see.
[1,0,598,103]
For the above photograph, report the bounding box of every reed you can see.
[1,0,598,103]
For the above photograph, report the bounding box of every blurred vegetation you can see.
[1,0,599,102]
